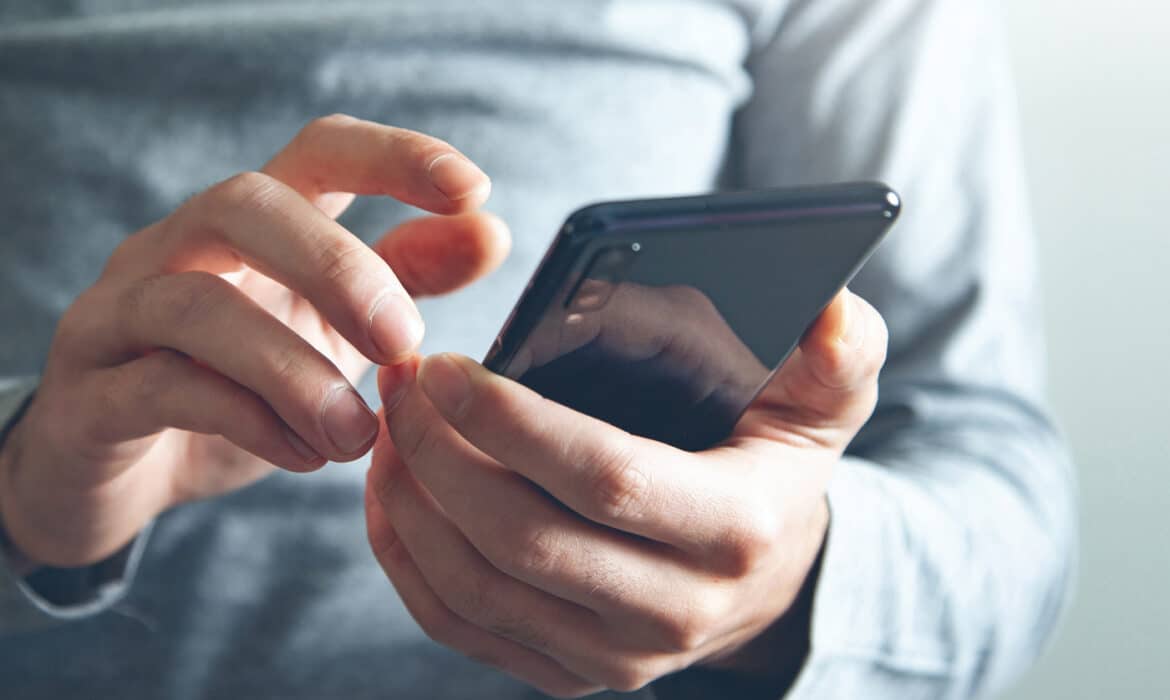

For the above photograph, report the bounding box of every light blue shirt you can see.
[0,1,1075,697]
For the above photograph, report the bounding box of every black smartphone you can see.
[483,182,900,452]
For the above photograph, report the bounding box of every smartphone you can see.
[483,182,900,452]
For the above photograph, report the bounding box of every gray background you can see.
[1000,1,1170,698]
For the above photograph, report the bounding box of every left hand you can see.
[365,289,888,697]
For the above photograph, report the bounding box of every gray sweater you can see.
[0,1,1075,698]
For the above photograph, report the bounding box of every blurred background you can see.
[999,2,1169,698]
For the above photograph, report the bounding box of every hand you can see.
[0,114,510,569]
[366,289,887,697]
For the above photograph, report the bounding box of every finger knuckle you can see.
[504,525,562,578]
[52,287,105,358]
[74,352,178,446]
[267,347,313,392]
[598,659,657,693]
[414,603,462,648]
[588,444,648,522]
[662,592,729,653]
[394,415,441,468]
[436,572,549,653]
[209,170,283,213]
[485,616,548,653]
[301,113,355,140]
[719,506,779,577]
[102,233,142,278]
[52,303,86,353]
[461,645,507,671]
[72,384,119,447]
[655,613,709,654]
[125,272,232,334]
[171,272,235,326]
[441,570,496,625]
[131,349,187,401]
[437,571,496,632]
[666,284,716,315]
[542,680,601,700]
[816,339,858,390]
[118,276,155,331]
[313,240,369,288]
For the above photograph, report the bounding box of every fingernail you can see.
[323,386,379,455]
[418,354,473,419]
[370,292,425,362]
[427,153,490,202]
[381,359,416,413]
[839,294,866,350]
[284,427,322,464]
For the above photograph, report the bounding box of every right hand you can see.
[0,115,510,569]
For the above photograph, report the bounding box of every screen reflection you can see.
[501,280,769,452]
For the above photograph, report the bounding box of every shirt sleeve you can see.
[0,376,151,634]
[728,0,1076,696]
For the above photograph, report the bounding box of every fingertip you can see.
[427,153,492,210]
[433,352,480,372]
[799,290,887,391]
[417,353,475,419]
[277,454,330,474]
[312,191,357,219]
[473,211,513,274]
[374,212,512,299]
[804,290,864,349]
[792,293,852,389]
[378,355,421,413]
[369,291,426,365]
[836,291,866,351]
[802,291,847,349]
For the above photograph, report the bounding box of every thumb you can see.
[373,211,511,298]
[758,289,888,432]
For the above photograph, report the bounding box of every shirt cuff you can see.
[0,376,152,633]
[785,456,953,698]
[1,523,152,632]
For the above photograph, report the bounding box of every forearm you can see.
[791,420,1075,698]
[725,0,1074,692]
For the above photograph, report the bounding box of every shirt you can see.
[0,1,1076,698]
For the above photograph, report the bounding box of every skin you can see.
[0,114,510,570]
[368,281,889,696]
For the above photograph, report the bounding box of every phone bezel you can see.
[483,182,901,378]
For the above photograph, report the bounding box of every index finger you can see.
[412,353,743,557]
[263,114,491,215]
[108,116,493,364]
[113,173,422,365]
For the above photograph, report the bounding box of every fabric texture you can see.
[0,1,1074,698]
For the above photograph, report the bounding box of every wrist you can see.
[0,397,46,576]
[0,400,154,569]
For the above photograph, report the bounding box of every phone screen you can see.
[488,187,897,451]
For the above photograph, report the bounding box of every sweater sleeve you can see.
[728,1,1076,697]
[0,377,151,634]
